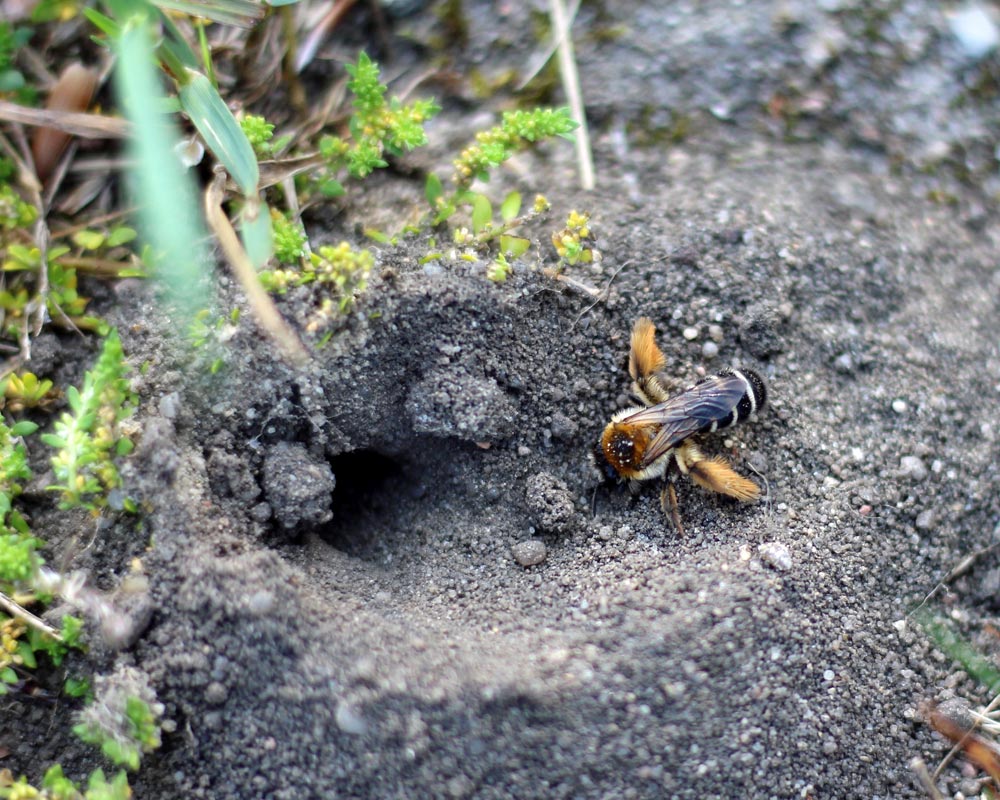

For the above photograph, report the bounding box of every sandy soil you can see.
[6,1,1000,798]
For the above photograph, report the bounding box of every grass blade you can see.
[113,18,208,315]
[179,69,259,195]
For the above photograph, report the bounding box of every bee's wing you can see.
[621,374,749,468]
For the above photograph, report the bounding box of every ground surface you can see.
[5,1,1000,798]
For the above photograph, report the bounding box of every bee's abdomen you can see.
[700,368,767,434]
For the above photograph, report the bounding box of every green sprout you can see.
[4,372,57,412]
[0,532,41,585]
[272,212,308,265]
[0,23,33,103]
[451,107,578,191]
[73,667,164,772]
[70,226,138,253]
[0,180,37,231]
[551,210,598,266]
[316,52,440,195]
[423,107,575,272]
[240,113,276,155]
[0,764,131,800]
[1,250,106,334]
[42,330,135,512]
[261,242,373,331]
[240,113,292,160]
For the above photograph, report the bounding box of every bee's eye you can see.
[593,442,619,482]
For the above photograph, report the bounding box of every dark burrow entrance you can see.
[319,449,405,558]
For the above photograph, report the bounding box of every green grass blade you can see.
[113,18,209,314]
[179,69,259,195]
[241,195,274,268]
[153,0,267,28]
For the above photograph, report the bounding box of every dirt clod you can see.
[262,442,335,533]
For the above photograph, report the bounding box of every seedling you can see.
[42,330,135,512]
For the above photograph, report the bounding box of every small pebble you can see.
[891,399,908,414]
[899,456,928,482]
[335,701,369,735]
[204,682,228,705]
[158,392,182,419]
[682,326,699,341]
[833,353,854,374]
[512,539,547,567]
[915,510,935,530]
[758,542,792,572]
[702,341,719,359]
[247,590,275,616]
[950,3,999,58]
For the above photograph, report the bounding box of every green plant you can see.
[73,666,163,772]
[42,330,135,512]
[0,23,33,103]
[0,179,37,231]
[0,764,130,800]
[4,373,57,412]
[1,249,107,334]
[240,113,292,160]
[272,212,308,265]
[551,210,598,266]
[315,52,441,196]
[450,107,578,192]
[261,242,373,333]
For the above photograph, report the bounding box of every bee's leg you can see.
[628,318,672,405]
[678,441,760,502]
[660,471,684,535]
[662,481,684,534]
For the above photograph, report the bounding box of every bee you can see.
[597,317,767,533]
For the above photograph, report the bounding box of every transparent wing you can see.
[619,373,748,468]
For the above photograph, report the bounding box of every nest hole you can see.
[319,449,404,557]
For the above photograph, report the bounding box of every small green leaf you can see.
[82,6,122,37]
[73,230,107,250]
[500,191,522,222]
[11,421,38,436]
[471,194,492,234]
[499,235,530,258]
[319,178,345,197]
[1,667,16,683]
[425,172,443,205]
[65,677,91,698]
[106,227,138,247]
[179,69,259,195]
[363,228,390,244]
[16,640,36,669]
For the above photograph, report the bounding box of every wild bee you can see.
[597,317,767,532]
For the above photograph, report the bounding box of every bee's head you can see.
[592,438,620,484]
